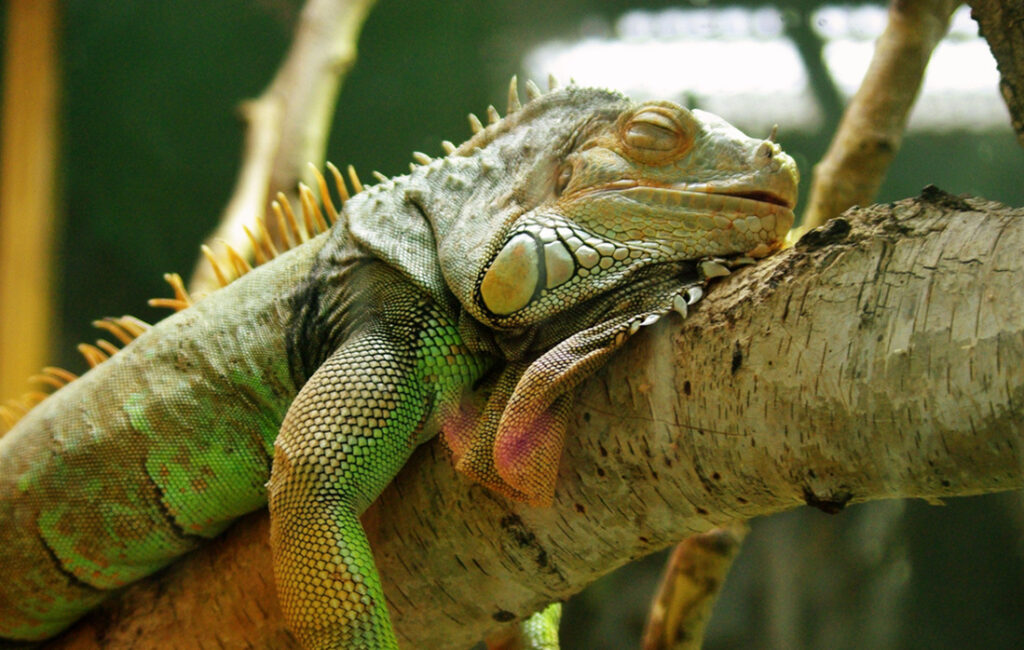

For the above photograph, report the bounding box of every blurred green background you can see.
[3,0,1023,647]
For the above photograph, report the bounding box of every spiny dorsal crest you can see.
[0,163,356,435]
[0,317,149,432]
[199,162,354,291]
[408,75,559,169]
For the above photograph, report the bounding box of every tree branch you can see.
[641,522,748,650]
[0,0,59,400]
[968,0,1024,147]
[801,0,958,231]
[53,190,1024,648]
[188,0,377,292]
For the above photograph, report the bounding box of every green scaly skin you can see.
[0,82,798,648]
[0,236,321,639]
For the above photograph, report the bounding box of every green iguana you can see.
[0,79,798,648]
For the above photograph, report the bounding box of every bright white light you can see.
[824,37,1001,93]
[529,38,806,97]
[523,5,1007,133]
[948,4,982,38]
[524,8,817,134]
[913,39,1008,130]
[821,5,1007,131]
[812,4,887,40]
[616,6,783,40]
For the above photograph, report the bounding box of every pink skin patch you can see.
[439,410,479,460]
[494,409,562,505]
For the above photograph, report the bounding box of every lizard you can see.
[0,78,798,649]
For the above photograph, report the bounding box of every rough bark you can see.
[50,189,1024,648]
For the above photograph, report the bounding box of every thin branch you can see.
[782,3,844,135]
[0,0,59,399]
[641,523,749,650]
[188,0,377,293]
[800,0,958,232]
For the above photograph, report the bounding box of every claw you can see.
[685,286,704,305]
[672,294,688,318]
[699,259,731,279]
[640,313,661,327]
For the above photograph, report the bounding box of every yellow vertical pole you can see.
[0,0,59,401]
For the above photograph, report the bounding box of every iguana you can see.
[0,79,797,648]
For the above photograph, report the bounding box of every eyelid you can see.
[625,116,679,151]
[620,105,693,162]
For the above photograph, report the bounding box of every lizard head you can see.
[458,89,798,329]
[399,82,799,505]
[556,100,797,259]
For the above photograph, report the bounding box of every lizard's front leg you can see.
[268,280,488,649]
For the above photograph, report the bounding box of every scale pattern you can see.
[269,266,489,648]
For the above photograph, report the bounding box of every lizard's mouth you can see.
[719,189,794,209]
[560,180,797,258]
[669,179,797,212]
[573,179,796,214]
[601,182,796,226]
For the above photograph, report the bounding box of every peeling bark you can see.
[51,191,1024,648]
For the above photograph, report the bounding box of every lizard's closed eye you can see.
[621,107,692,163]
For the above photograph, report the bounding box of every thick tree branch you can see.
[54,191,1024,648]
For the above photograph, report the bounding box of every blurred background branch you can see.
[968,0,1024,146]
[642,523,749,650]
[800,0,958,232]
[188,0,377,292]
[0,0,58,402]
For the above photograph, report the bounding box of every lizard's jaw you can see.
[581,178,795,208]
